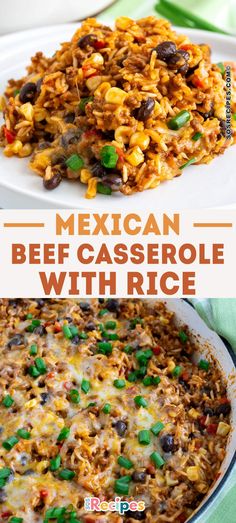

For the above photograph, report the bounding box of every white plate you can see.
[0,24,236,210]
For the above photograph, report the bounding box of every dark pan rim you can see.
[183,299,236,523]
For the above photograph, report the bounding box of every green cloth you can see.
[99,1,236,520]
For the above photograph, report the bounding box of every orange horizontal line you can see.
[4,223,45,228]
[193,223,232,228]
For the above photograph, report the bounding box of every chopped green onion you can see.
[50,454,61,471]
[233,113,236,121]
[138,430,151,445]
[44,507,66,521]
[114,478,130,495]
[66,154,84,171]
[142,376,153,386]
[78,331,88,340]
[9,518,23,523]
[198,359,210,371]
[69,325,79,337]
[137,365,148,378]
[63,325,72,339]
[192,132,203,141]
[26,313,33,319]
[136,349,153,365]
[29,344,38,356]
[130,317,143,329]
[127,372,138,382]
[150,451,165,469]
[13,89,20,97]
[97,182,112,195]
[0,467,12,479]
[113,379,126,389]
[28,365,40,378]
[97,341,112,355]
[87,402,96,407]
[117,456,133,470]
[69,389,80,404]
[168,110,191,130]
[178,330,188,343]
[17,428,31,440]
[172,366,182,378]
[32,319,41,326]
[124,344,133,354]
[153,376,161,385]
[105,320,116,330]
[99,309,109,317]
[35,357,47,374]
[151,421,165,436]
[81,379,90,394]
[2,394,14,408]
[59,469,76,480]
[2,435,19,450]
[217,62,225,75]
[57,427,70,442]
[180,157,196,170]
[102,403,111,414]
[107,332,119,341]
[100,145,118,169]
[134,396,148,408]
[79,96,93,112]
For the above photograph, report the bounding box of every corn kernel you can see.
[167,359,176,372]
[165,471,179,486]
[186,466,200,482]
[19,143,33,158]
[85,177,97,199]
[36,460,49,473]
[189,408,200,420]
[20,102,34,121]
[54,398,69,410]
[94,82,111,98]
[115,126,132,144]
[80,168,92,184]
[25,398,38,409]
[84,53,104,68]
[126,146,144,166]
[105,87,127,105]
[0,95,6,112]
[129,131,150,150]
[217,422,230,436]
[86,76,102,91]
[116,17,132,30]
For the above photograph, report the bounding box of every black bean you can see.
[0,427,3,435]
[199,103,214,120]
[132,471,147,483]
[36,78,43,94]
[125,510,146,520]
[19,82,37,103]
[91,161,108,178]
[51,153,67,167]
[167,50,189,75]
[160,433,175,453]
[77,34,97,49]
[114,420,127,436]
[35,299,45,308]
[72,335,80,344]
[159,501,167,514]
[8,299,20,308]
[38,141,52,150]
[0,490,7,503]
[34,325,46,336]
[40,392,49,405]
[60,129,81,147]
[43,172,62,191]
[101,174,123,191]
[106,299,120,312]
[203,406,214,417]
[7,334,24,348]
[219,119,227,137]
[79,302,91,312]
[22,469,34,476]
[215,402,231,416]
[64,112,76,123]
[20,455,28,466]
[133,98,155,121]
[99,298,105,303]
[155,41,177,61]
[102,130,115,140]
[86,321,96,331]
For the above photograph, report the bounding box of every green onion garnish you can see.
[50,454,61,471]
[2,394,14,408]
[69,325,79,337]
[172,366,182,378]
[105,320,116,330]
[130,317,143,329]
[57,427,70,442]
[28,365,40,378]
[114,478,130,495]
[127,372,138,382]
[81,379,90,394]
[29,344,38,356]
[62,325,72,339]
[97,182,112,195]
[134,396,148,408]
[233,113,236,121]
[2,436,19,450]
[97,341,112,355]
[136,349,153,365]
[153,376,161,385]
[9,518,23,523]
[69,389,80,404]
[79,96,93,112]
[44,507,66,521]
[150,451,165,469]
[66,154,84,171]
[168,110,191,130]
[117,456,133,470]
[100,145,118,169]
[198,359,210,371]
[0,467,12,479]
[217,62,225,75]
[151,421,165,436]
[107,333,119,340]
[138,430,151,445]
[124,345,133,354]
[32,319,41,326]
[142,376,153,386]
[59,469,76,480]
[178,330,188,343]
[78,331,88,340]
[35,357,47,374]
[113,379,126,389]
[26,313,33,319]
[17,428,31,440]
[192,132,203,141]
[102,403,111,414]
[180,157,196,170]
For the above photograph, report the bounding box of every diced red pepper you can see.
[192,76,205,89]
[181,371,190,382]
[195,440,201,449]
[54,321,62,333]
[63,382,72,391]
[199,416,206,427]
[83,129,100,139]
[40,489,48,499]
[219,397,230,404]
[4,127,15,144]
[206,423,218,435]
[115,146,125,163]
[1,512,13,519]
[46,372,55,379]
[94,40,106,50]
[153,345,161,355]
[178,513,187,523]
[146,464,156,475]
